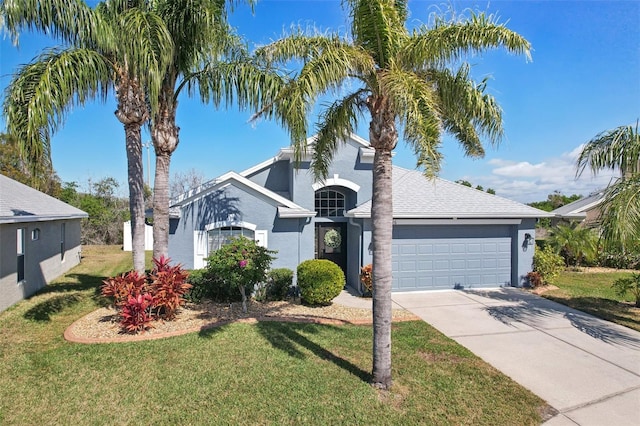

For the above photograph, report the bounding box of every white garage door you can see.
[392,226,512,291]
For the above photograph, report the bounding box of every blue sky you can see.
[1,0,638,203]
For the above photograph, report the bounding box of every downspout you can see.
[349,216,363,294]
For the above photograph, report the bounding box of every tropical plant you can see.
[297,259,345,306]
[100,256,190,332]
[547,223,598,267]
[1,0,174,273]
[612,274,640,307]
[255,1,530,389]
[360,264,373,293]
[577,121,640,252]
[204,237,275,313]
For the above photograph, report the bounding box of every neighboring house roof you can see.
[170,171,315,219]
[346,166,553,220]
[550,190,605,220]
[0,174,88,224]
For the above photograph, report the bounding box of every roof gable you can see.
[346,167,553,219]
[171,171,314,218]
[0,174,88,224]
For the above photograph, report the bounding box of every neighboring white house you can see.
[0,174,88,313]
[122,221,153,251]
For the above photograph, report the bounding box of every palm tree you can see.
[1,0,173,272]
[577,121,640,251]
[547,223,598,267]
[143,0,286,259]
[256,0,530,389]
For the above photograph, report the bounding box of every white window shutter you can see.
[193,231,208,269]
[255,230,268,248]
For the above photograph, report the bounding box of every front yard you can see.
[0,246,548,425]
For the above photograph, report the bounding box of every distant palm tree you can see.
[547,223,598,267]
[147,0,285,259]
[2,0,173,272]
[256,0,530,389]
[577,121,640,251]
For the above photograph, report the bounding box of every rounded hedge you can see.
[296,259,345,305]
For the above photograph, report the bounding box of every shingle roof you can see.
[551,191,604,218]
[346,166,553,219]
[0,174,88,224]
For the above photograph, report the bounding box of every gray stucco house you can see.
[169,134,551,292]
[0,174,87,312]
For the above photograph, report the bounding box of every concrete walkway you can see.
[386,289,640,425]
[335,288,640,424]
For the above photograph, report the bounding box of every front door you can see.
[315,223,347,275]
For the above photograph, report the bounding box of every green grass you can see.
[542,269,640,332]
[0,246,547,425]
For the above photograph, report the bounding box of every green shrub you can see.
[205,237,276,311]
[297,259,344,305]
[533,246,565,285]
[268,268,294,300]
[185,269,208,303]
[612,274,640,307]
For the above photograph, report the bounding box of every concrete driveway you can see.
[391,288,640,426]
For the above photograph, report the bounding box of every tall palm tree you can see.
[256,0,530,389]
[145,0,286,260]
[577,121,640,251]
[1,0,173,272]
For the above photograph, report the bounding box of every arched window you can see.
[315,189,345,217]
[207,226,255,252]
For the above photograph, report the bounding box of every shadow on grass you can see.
[255,321,371,383]
[23,273,110,322]
[544,295,640,331]
[466,289,640,349]
[23,293,83,321]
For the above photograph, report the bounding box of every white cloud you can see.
[464,145,618,203]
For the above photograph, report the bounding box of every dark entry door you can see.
[316,223,347,275]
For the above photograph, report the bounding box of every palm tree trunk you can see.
[124,125,146,273]
[115,75,149,274]
[152,149,171,260]
[371,148,393,389]
[151,90,179,260]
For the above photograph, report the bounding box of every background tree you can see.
[170,168,208,200]
[2,0,173,272]
[0,132,61,196]
[256,0,530,389]
[577,121,640,252]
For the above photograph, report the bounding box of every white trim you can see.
[193,230,208,269]
[312,174,361,192]
[255,230,268,248]
[204,220,257,231]
[277,207,317,218]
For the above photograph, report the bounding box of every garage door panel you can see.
[392,232,511,291]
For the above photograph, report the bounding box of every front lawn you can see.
[0,246,547,425]
[541,269,640,332]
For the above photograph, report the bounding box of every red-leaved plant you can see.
[120,294,155,333]
[149,256,192,320]
[101,257,191,333]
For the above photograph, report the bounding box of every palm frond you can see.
[430,64,504,154]
[311,91,367,180]
[3,48,112,173]
[598,175,640,252]
[1,0,110,49]
[576,121,640,177]
[345,0,408,67]
[115,8,174,113]
[402,11,531,69]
